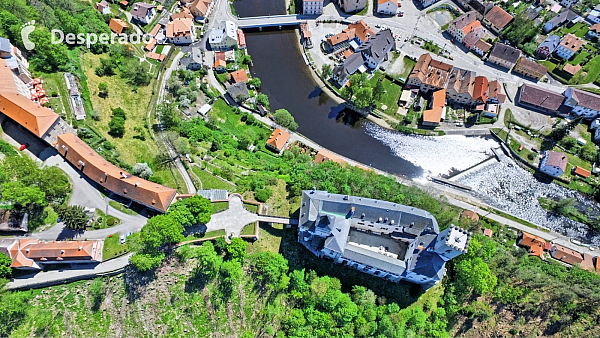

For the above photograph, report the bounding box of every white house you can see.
[303,0,324,15]
[130,3,156,24]
[377,0,398,15]
[588,6,600,24]
[94,1,111,14]
[539,151,568,177]
[208,21,238,50]
[563,87,600,119]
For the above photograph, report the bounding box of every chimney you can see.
[135,182,139,187]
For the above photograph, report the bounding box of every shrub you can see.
[254,188,272,202]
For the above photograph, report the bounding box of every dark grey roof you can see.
[332,52,365,80]
[544,9,579,32]
[323,218,350,253]
[524,8,539,20]
[131,2,154,17]
[0,37,10,53]
[180,48,203,68]
[226,82,249,101]
[408,251,446,279]
[342,243,407,275]
[489,43,521,64]
[356,29,394,65]
[537,35,561,53]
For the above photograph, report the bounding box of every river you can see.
[233,0,600,244]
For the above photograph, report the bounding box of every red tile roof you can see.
[573,166,591,178]
[563,63,582,76]
[462,210,480,221]
[348,20,376,42]
[146,52,165,62]
[109,18,128,34]
[484,5,513,30]
[581,253,595,271]
[473,76,488,103]
[483,228,493,237]
[266,128,290,152]
[519,232,546,258]
[314,149,345,164]
[57,133,177,212]
[423,89,446,124]
[544,151,568,172]
[229,69,248,83]
[551,244,583,265]
[560,34,585,52]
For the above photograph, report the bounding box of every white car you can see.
[120,235,126,244]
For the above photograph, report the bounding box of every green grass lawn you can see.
[560,22,589,38]
[108,201,142,215]
[398,56,416,80]
[244,202,259,213]
[191,166,236,190]
[103,233,129,260]
[568,50,590,65]
[240,222,256,236]
[90,209,121,230]
[183,229,226,241]
[571,55,600,84]
[211,201,229,213]
[155,44,164,54]
[40,72,73,123]
[368,71,403,116]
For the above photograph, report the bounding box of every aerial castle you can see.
[298,190,471,288]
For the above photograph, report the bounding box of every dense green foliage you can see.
[0,252,11,279]
[273,109,298,131]
[108,107,127,137]
[55,205,89,230]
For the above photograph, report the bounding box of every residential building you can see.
[555,33,585,60]
[326,30,354,51]
[483,103,499,117]
[337,0,367,13]
[297,190,471,288]
[208,21,238,50]
[588,5,600,24]
[563,63,582,77]
[171,8,194,21]
[513,57,548,81]
[331,52,366,87]
[0,37,12,58]
[573,166,591,178]
[145,52,165,62]
[563,87,600,119]
[455,0,494,20]
[226,82,249,102]
[130,3,156,24]
[179,47,203,70]
[377,0,398,15]
[488,43,521,70]
[517,232,546,259]
[0,239,103,270]
[398,89,418,107]
[95,1,111,14]
[422,89,447,126]
[551,244,583,265]
[483,6,513,33]
[144,38,156,51]
[348,20,376,43]
[587,23,600,38]
[407,53,453,93]
[560,0,578,7]
[149,24,162,38]
[166,18,195,45]
[536,35,561,58]
[472,76,488,104]
[109,18,128,35]
[539,151,568,177]
[355,29,394,69]
[415,0,441,9]
[472,39,492,56]
[266,128,290,153]
[190,0,213,22]
[445,68,475,104]
[303,0,324,15]
[229,69,249,84]
[57,133,178,212]
[314,149,345,164]
[446,11,480,43]
[462,27,486,50]
[487,80,505,104]
[214,51,227,72]
[543,9,579,33]
[516,84,565,114]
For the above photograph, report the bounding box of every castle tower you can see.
[433,225,471,261]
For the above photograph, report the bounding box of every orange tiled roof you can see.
[348,20,376,43]
[266,128,290,152]
[146,52,165,62]
[551,244,583,265]
[520,232,546,258]
[563,63,582,76]
[214,59,226,68]
[423,89,446,124]
[473,76,488,102]
[149,24,161,37]
[57,133,177,212]
[409,54,453,89]
[462,210,480,221]
[483,228,493,237]
[560,34,585,52]
[229,69,248,83]
[314,149,345,164]
[144,38,156,51]
[109,18,128,34]
[462,20,482,35]
[573,166,591,178]
[581,253,595,271]
[484,6,513,30]
[166,18,193,38]
[171,8,194,21]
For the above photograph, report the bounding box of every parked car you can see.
[120,234,126,244]
[398,12,404,17]
[375,24,381,28]
[518,145,524,151]
[531,147,538,153]
[19,143,29,151]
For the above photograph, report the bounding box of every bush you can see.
[107,217,117,226]
[254,188,272,202]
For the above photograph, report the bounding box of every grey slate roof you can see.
[226,82,249,101]
[489,43,521,65]
[342,243,407,275]
[332,52,365,80]
[0,37,10,53]
[130,2,155,17]
[356,29,394,65]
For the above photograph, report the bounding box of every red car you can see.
[19,143,29,151]
[518,145,524,151]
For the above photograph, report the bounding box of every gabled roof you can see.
[171,8,194,21]
[149,24,162,37]
[484,5,513,30]
[0,37,10,53]
[518,83,564,110]
[423,89,446,124]
[581,253,595,271]
[229,69,248,83]
[378,0,398,4]
[472,76,488,102]
[190,0,212,17]
[573,166,591,178]
[357,29,394,64]
[0,91,59,138]
[568,88,600,111]
[537,35,561,54]
[450,11,479,31]
[560,33,585,52]
[332,52,365,80]
[591,23,600,33]
[463,27,486,47]
[226,81,249,101]
[487,80,505,103]
[166,18,193,38]
[109,18,128,34]
[57,133,177,212]
[519,232,546,258]
[409,53,453,88]
[266,128,290,151]
[474,39,492,52]
[489,43,521,64]
[314,149,345,164]
[551,244,583,265]
[515,57,548,75]
[563,63,581,75]
[544,151,568,172]
[130,2,155,17]
[348,20,376,42]
[446,68,474,97]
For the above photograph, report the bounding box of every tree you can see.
[248,77,261,88]
[55,205,89,230]
[254,188,272,202]
[130,252,165,271]
[354,87,373,109]
[240,54,252,65]
[373,81,385,101]
[1,182,45,207]
[322,64,333,78]
[227,238,248,263]
[98,82,108,98]
[121,59,151,86]
[108,116,125,137]
[132,163,154,179]
[37,166,70,203]
[274,109,299,131]
[554,197,576,215]
[138,214,184,250]
[559,136,577,150]
[219,259,243,298]
[195,241,222,279]
[454,257,497,295]
[578,143,597,162]
[0,252,11,279]
[248,251,290,291]
[256,93,270,107]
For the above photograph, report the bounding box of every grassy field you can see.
[82,53,183,190]
[399,56,417,80]
[568,50,590,66]
[191,166,236,190]
[90,209,121,230]
[243,202,259,213]
[211,201,229,214]
[560,22,589,38]
[40,72,73,123]
[368,71,403,116]
[183,229,226,241]
[103,233,129,260]
[240,222,256,236]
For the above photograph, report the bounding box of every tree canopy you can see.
[274,109,299,131]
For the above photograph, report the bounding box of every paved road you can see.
[6,254,132,290]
